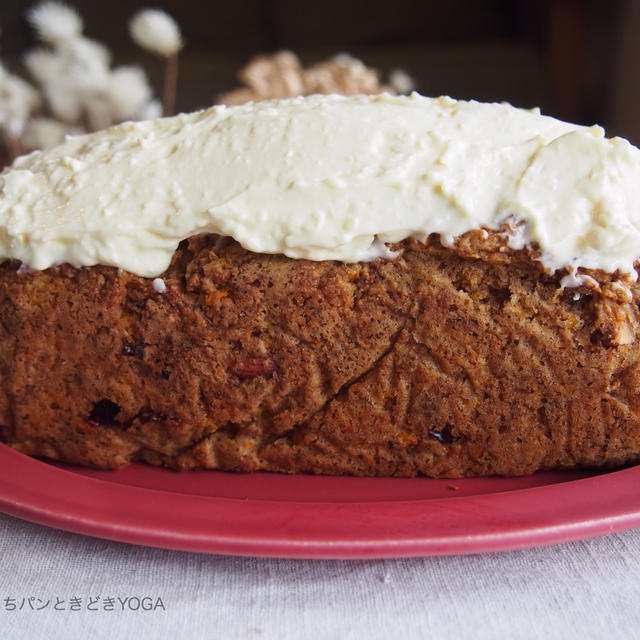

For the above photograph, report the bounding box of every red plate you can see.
[1,443,639,558]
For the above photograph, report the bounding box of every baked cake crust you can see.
[1,229,640,477]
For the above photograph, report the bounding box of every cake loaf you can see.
[1,94,639,476]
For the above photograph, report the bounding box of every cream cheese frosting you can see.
[0,92,639,279]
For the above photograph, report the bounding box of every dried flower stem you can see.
[1,127,22,161]
[162,52,178,116]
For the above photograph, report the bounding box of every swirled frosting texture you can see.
[1,93,639,278]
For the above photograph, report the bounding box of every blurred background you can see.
[1,0,639,149]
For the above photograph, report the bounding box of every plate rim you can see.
[1,443,639,558]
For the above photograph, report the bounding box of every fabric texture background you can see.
[1,512,639,639]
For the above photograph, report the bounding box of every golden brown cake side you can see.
[1,229,640,477]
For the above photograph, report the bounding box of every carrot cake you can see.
[0,93,638,476]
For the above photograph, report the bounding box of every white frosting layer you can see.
[1,93,639,278]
